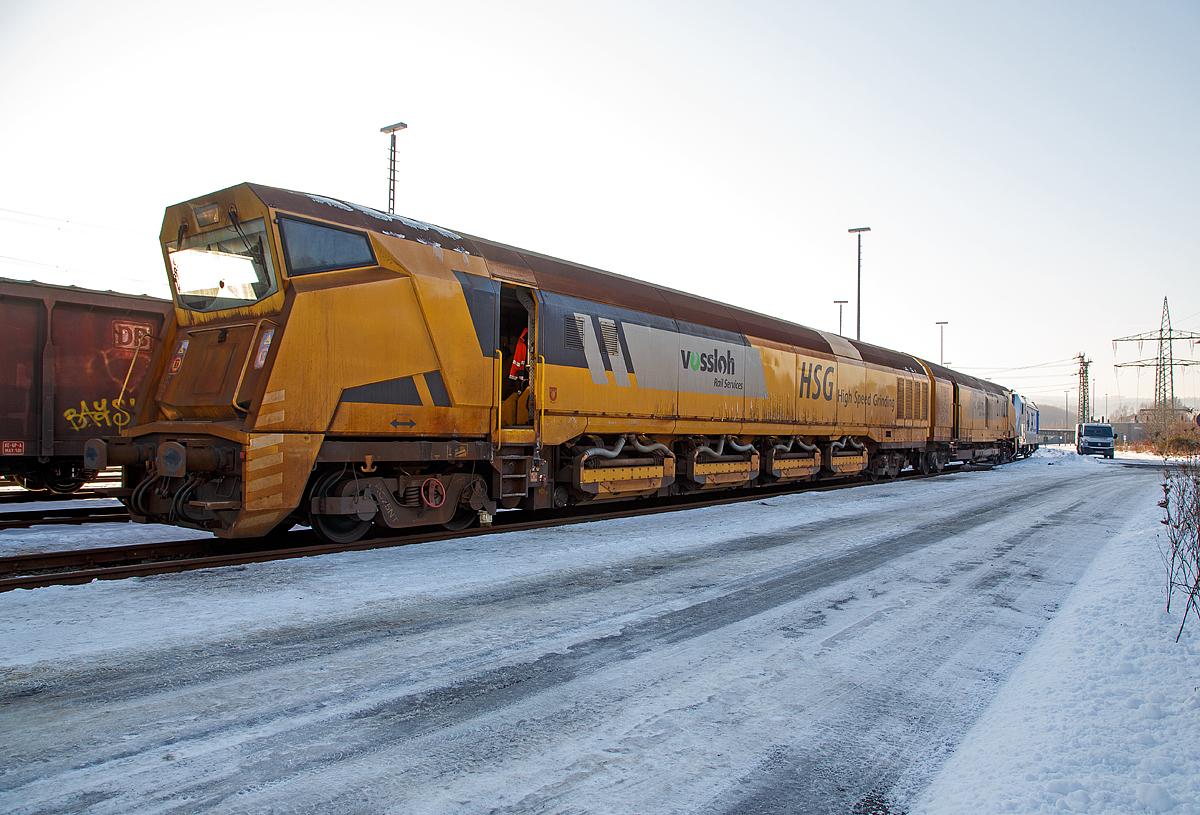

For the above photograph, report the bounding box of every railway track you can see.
[0,470,123,505]
[0,505,130,530]
[0,463,992,592]
[0,488,117,505]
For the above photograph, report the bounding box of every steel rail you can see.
[0,506,130,530]
[0,487,119,505]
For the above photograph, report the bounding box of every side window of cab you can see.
[278,216,376,276]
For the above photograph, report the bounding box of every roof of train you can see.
[0,276,170,310]
[243,183,996,384]
[917,358,1009,396]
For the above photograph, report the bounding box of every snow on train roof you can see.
[0,276,171,309]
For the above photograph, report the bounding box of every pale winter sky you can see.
[1,0,1197,417]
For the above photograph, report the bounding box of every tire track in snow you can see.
[112,477,1096,813]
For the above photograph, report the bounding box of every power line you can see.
[990,373,1086,381]
[954,357,1077,374]
[0,205,155,237]
[0,254,167,292]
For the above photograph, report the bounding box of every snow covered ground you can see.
[913,451,1200,815]
[0,448,1195,814]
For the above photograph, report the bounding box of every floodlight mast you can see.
[380,121,408,215]
[848,227,871,340]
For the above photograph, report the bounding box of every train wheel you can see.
[308,471,372,544]
[44,467,92,494]
[444,475,490,531]
[45,476,85,494]
[442,507,478,531]
[17,472,47,491]
[920,453,934,475]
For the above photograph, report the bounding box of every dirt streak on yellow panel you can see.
[835,362,898,428]
[257,277,438,433]
[747,343,798,425]
[327,403,491,437]
[541,414,589,447]
[793,352,840,426]
[542,364,676,423]
[383,237,495,408]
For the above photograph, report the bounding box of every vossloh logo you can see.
[681,348,736,375]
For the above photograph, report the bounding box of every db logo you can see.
[112,321,155,350]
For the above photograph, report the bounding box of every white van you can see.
[1076,423,1115,458]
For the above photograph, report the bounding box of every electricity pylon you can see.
[1076,353,1091,423]
[1113,297,1200,434]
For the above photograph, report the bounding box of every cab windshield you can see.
[168,218,279,312]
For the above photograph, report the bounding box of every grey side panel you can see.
[577,312,612,386]
[423,370,452,408]
[341,376,422,406]
[540,291,767,398]
[452,271,498,359]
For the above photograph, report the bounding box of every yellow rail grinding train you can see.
[86,184,1038,542]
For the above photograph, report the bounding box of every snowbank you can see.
[913,467,1200,814]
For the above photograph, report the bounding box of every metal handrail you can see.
[114,332,156,412]
[493,349,502,445]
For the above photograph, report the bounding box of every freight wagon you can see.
[0,277,171,492]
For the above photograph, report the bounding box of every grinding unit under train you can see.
[87,184,1039,542]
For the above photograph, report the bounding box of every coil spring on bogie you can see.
[399,484,422,507]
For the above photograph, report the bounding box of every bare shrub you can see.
[1153,416,1200,457]
[1160,456,1200,641]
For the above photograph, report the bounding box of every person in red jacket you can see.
[509,327,528,384]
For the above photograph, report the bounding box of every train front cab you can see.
[88,184,511,539]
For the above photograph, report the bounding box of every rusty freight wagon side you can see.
[0,278,172,492]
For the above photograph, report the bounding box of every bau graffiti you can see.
[63,397,136,431]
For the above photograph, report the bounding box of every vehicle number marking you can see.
[254,329,274,369]
[169,340,189,374]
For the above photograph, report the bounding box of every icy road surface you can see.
[0,452,1165,814]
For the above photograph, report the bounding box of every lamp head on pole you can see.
[381,121,407,214]
[848,227,871,234]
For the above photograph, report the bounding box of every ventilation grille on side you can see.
[598,318,620,357]
[564,314,586,350]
